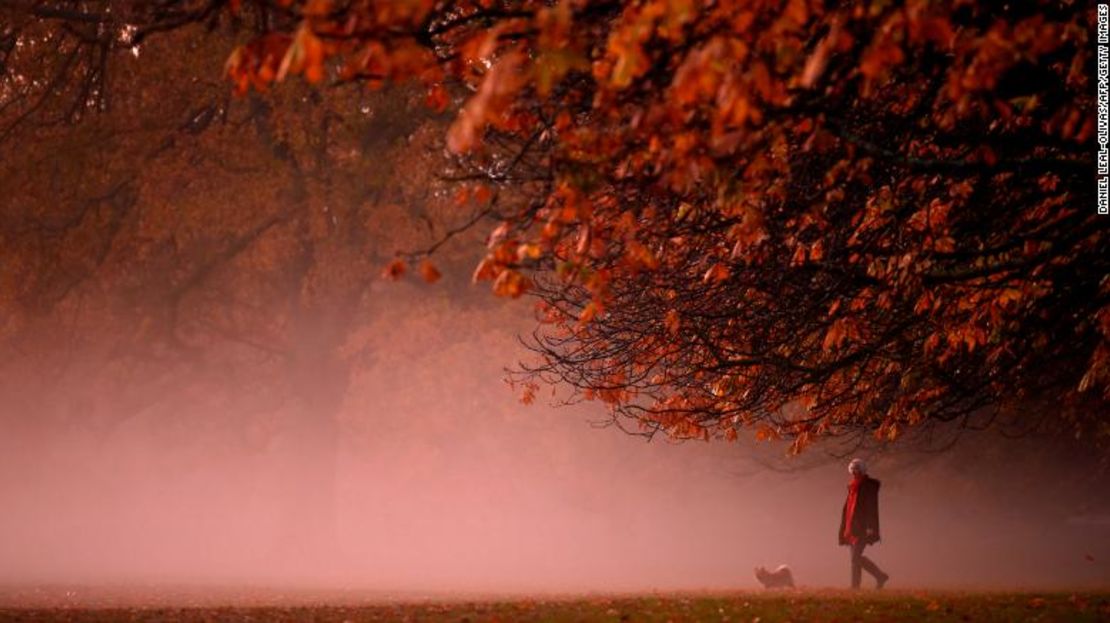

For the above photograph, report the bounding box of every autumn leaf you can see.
[664,309,680,335]
[606,34,649,89]
[579,300,601,325]
[625,240,660,270]
[754,425,779,442]
[473,184,494,205]
[914,292,933,315]
[520,382,538,405]
[425,83,449,112]
[382,259,406,281]
[791,244,808,266]
[471,257,497,283]
[447,51,525,153]
[823,319,850,351]
[860,41,904,80]
[997,288,1023,308]
[800,31,834,88]
[492,269,529,298]
[277,25,325,83]
[516,243,542,262]
[418,260,442,284]
[702,263,730,283]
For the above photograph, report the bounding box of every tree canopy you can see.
[4,0,1106,454]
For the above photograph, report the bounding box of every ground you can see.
[1,589,1108,622]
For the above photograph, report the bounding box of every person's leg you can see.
[850,541,864,589]
[858,546,889,588]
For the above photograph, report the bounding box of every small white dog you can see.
[754,564,795,589]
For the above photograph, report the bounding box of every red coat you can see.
[839,476,881,546]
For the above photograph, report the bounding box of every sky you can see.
[1,276,1108,600]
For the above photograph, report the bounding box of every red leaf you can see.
[418,260,442,284]
[664,309,681,335]
[703,263,730,283]
[425,83,449,112]
[382,259,406,280]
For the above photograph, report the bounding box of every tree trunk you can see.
[268,347,349,573]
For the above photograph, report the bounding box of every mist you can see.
[1,276,1107,600]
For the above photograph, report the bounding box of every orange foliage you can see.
[220,0,1105,451]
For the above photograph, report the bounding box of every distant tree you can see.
[6,1,1106,453]
[0,10,478,556]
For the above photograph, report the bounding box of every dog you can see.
[754,564,795,589]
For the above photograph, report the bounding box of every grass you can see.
[0,589,1108,622]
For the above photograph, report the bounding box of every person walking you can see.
[839,458,889,589]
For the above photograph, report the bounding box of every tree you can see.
[7,1,1106,454]
[0,11,480,558]
[219,0,1105,453]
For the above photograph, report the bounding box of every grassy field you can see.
[1,589,1108,622]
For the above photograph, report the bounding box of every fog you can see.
[1,279,1108,600]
